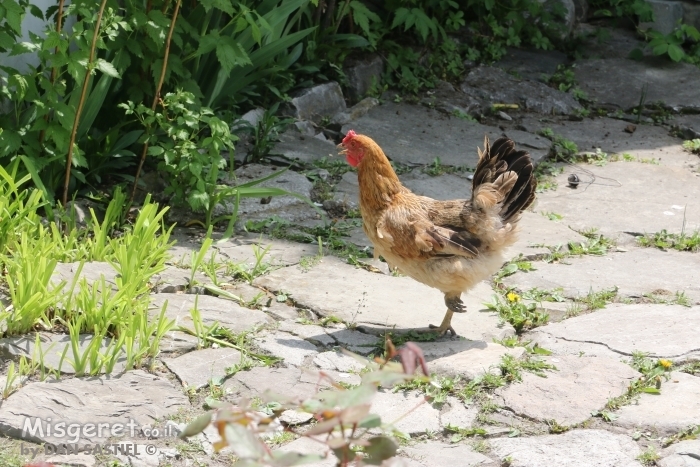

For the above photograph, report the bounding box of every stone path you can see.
[2,25,700,467]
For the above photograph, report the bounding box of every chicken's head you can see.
[340,130,366,167]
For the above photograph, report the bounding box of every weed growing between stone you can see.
[636,445,661,466]
[604,352,674,412]
[637,229,700,253]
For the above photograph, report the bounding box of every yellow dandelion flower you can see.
[507,292,520,302]
[658,359,672,369]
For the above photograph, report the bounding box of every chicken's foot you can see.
[428,309,456,336]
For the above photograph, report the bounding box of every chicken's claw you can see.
[428,323,457,337]
[445,296,466,313]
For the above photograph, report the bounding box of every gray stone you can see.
[503,251,700,308]
[418,341,526,380]
[538,0,576,37]
[157,329,199,353]
[215,164,319,223]
[215,236,320,267]
[314,351,367,373]
[51,261,118,292]
[278,321,336,347]
[505,211,588,260]
[344,55,384,103]
[286,82,347,123]
[527,304,700,360]
[535,161,700,236]
[400,441,493,467]
[256,256,513,341]
[225,366,359,401]
[326,329,380,354]
[399,171,473,200]
[332,97,381,125]
[162,347,242,389]
[440,396,478,429]
[576,25,646,60]
[659,440,700,467]
[333,171,361,208]
[279,410,313,425]
[0,370,189,448]
[460,66,582,115]
[231,108,265,132]
[371,390,441,435]
[641,0,684,35]
[0,332,125,374]
[614,372,700,435]
[496,356,639,426]
[151,265,210,293]
[684,2,700,34]
[253,331,318,366]
[270,129,338,164]
[341,102,550,167]
[149,293,271,335]
[574,58,700,112]
[490,429,642,467]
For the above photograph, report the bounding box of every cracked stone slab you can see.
[526,304,700,360]
[505,210,588,260]
[341,102,548,168]
[256,256,513,341]
[400,440,494,467]
[0,332,125,374]
[149,293,272,335]
[214,164,319,223]
[314,351,367,373]
[253,331,318,366]
[214,236,320,267]
[491,429,643,467]
[575,58,700,112]
[162,348,242,389]
[278,321,336,347]
[440,396,478,429]
[225,366,359,401]
[270,129,337,164]
[417,341,526,380]
[325,329,380,354]
[51,261,118,292]
[534,160,700,235]
[371,390,441,435]
[502,250,700,306]
[0,370,189,448]
[151,265,210,293]
[658,439,700,467]
[496,355,639,426]
[614,372,700,435]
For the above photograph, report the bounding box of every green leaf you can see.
[3,0,25,34]
[628,48,644,61]
[652,43,669,56]
[364,436,398,465]
[95,58,120,78]
[215,40,252,74]
[667,44,685,62]
[179,411,212,438]
[640,387,661,394]
[358,414,382,429]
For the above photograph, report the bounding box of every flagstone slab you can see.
[614,372,700,435]
[0,370,189,448]
[162,348,243,389]
[526,304,700,360]
[256,256,512,341]
[502,249,700,305]
[496,356,639,426]
[490,429,642,467]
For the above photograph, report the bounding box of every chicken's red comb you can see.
[342,130,357,145]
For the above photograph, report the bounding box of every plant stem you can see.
[130,0,182,206]
[62,0,108,206]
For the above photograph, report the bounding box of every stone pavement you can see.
[2,29,700,467]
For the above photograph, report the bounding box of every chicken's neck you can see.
[357,149,403,211]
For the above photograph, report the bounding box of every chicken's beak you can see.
[337,142,348,155]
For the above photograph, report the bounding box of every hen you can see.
[340,131,537,336]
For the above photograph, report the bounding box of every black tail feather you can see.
[472,136,537,223]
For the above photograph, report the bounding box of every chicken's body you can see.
[342,131,537,336]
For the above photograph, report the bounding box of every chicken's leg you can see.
[428,294,466,336]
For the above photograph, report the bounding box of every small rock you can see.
[344,55,384,103]
[286,82,347,123]
[231,108,265,132]
[332,97,380,125]
[497,111,513,121]
[624,124,637,134]
[280,410,314,425]
[641,0,684,35]
[294,120,317,136]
